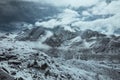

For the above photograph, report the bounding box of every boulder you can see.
[0,68,14,80]
[0,54,18,61]
[8,60,21,65]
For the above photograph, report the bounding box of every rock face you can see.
[0,68,14,80]
[16,26,77,46]
[0,53,18,61]
[92,36,120,54]
[45,27,77,47]
[0,29,120,80]
[15,27,45,41]
[81,29,106,39]
[92,37,110,53]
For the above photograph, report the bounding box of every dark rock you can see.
[1,67,9,74]
[92,35,120,54]
[5,54,18,60]
[92,38,110,53]
[40,63,48,70]
[45,27,77,47]
[33,60,38,65]
[27,59,49,70]
[0,36,7,40]
[108,39,120,48]
[32,74,38,78]
[106,38,120,53]
[81,29,106,39]
[0,54,18,61]
[45,70,50,77]
[27,60,40,69]
[45,35,63,47]
[27,63,31,68]
[11,71,16,75]
[0,53,4,56]
[16,77,24,80]
[15,27,45,41]
[7,48,13,51]
[8,60,21,65]
[45,48,59,57]
[0,68,14,80]
[0,56,7,61]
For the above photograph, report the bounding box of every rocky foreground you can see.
[0,26,120,80]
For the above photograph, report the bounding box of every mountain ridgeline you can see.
[16,26,120,60]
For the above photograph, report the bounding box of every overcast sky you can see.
[0,0,112,7]
[22,0,100,7]
[34,0,120,35]
[0,0,120,34]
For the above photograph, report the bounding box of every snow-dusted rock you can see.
[45,27,77,47]
[15,27,45,41]
[81,29,106,40]
[0,29,120,80]
[0,68,14,80]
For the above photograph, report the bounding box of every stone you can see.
[0,56,7,61]
[11,71,16,75]
[0,68,14,80]
[5,54,18,60]
[40,63,48,70]
[8,60,21,65]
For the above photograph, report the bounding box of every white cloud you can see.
[72,13,120,35]
[58,9,80,25]
[47,0,99,7]
[24,0,99,7]
[64,0,120,35]
[35,0,120,35]
[82,11,91,16]
[35,9,80,29]
[89,0,120,15]
[35,19,59,28]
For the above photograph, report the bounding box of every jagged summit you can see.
[0,29,120,80]
[0,0,120,80]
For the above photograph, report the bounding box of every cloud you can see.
[47,0,99,7]
[35,9,79,30]
[23,0,99,7]
[35,0,120,35]
[71,0,120,35]
[89,0,120,15]
[1,0,118,34]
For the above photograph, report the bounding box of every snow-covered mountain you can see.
[1,25,120,80]
[0,0,120,80]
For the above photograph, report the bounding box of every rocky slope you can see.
[0,26,120,80]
